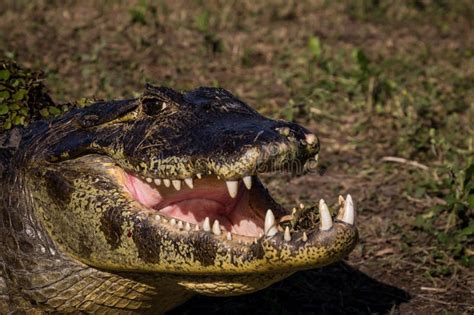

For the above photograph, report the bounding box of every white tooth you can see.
[302,232,308,242]
[172,180,181,191]
[170,218,176,225]
[226,180,239,198]
[194,225,199,231]
[155,215,161,221]
[203,217,211,232]
[212,220,221,235]
[243,176,252,190]
[305,133,317,145]
[162,218,168,223]
[299,203,305,209]
[315,154,319,161]
[185,222,191,231]
[196,173,202,179]
[342,194,355,225]
[292,208,297,215]
[154,179,162,185]
[163,179,171,187]
[227,232,232,240]
[146,177,152,183]
[264,209,278,237]
[319,199,333,231]
[184,178,194,189]
[284,226,291,241]
[177,221,183,229]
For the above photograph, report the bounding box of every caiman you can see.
[0,82,358,313]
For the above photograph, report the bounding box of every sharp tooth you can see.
[302,232,308,242]
[226,180,239,198]
[319,199,333,231]
[264,209,278,237]
[146,177,152,183]
[154,178,161,185]
[227,232,232,240]
[170,218,176,226]
[203,217,211,232]
[177,221,183,229]
[162,218,168,223]
[342,194,355,225]
[299,203,305,209]
[194,225,199,231]
[196,173,202,179]
[284,226,291,241]
[184,178,194,189]
[163,179,171,187]
[155,215,161,221]
[315,154,319,161]
[172,180,181,191]
[305,133,317,145]
[185,222,191,231]
[243,176,252,190]
[212,220,221,235]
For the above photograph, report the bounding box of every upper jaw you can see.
[131,130,320,203]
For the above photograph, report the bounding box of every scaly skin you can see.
[0,85,358,313]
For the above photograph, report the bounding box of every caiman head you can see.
[19,85,357,297]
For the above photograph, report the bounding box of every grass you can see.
[0,0,472,313]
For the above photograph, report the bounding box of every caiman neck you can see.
[0,129,191,314]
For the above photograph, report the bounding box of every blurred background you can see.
[0,0,472,313]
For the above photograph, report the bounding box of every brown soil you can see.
[1,1,472,314]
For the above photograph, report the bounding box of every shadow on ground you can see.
[169,262,410,314]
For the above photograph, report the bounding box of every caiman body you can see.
[0,84,358,313]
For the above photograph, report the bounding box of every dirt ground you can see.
[1,1,473,314]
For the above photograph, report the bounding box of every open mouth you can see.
[124,173,271,238]
[122,169,355,242]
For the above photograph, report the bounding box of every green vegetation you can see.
[0,61,61,131]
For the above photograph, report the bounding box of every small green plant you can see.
[194,10,223,54]
[415,163,474,268]
[129,0,149,25]
[0,61,60,131]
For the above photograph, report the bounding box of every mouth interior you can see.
[123,174,267,237]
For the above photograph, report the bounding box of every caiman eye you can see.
[141,97,167,116]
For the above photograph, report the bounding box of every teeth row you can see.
[154,194,355,242]
[144,174,253,198]
[264,194,355,242]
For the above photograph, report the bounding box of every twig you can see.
[420,287,447,293]
[381,156,429,171]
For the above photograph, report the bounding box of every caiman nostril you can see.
[305,133,317,145]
